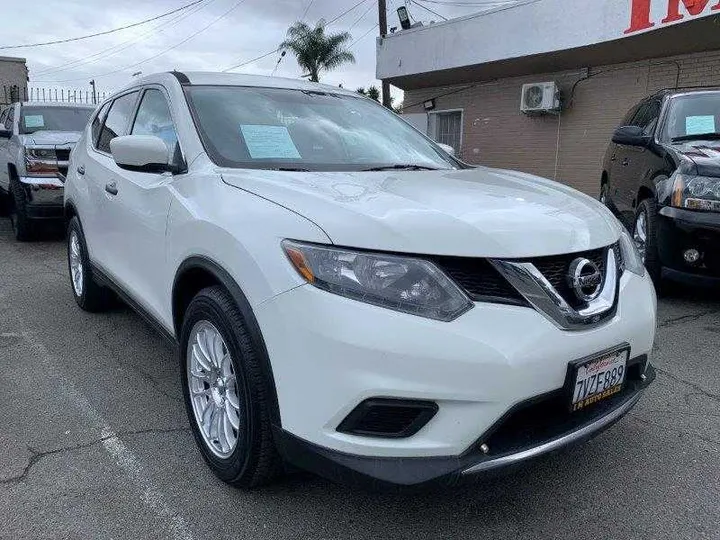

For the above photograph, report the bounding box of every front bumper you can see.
[255,269,657,486]
[274,364,654,488]
[658,206,720,285]
[19,176,64,220]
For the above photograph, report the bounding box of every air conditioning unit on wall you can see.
[520,82,561,114]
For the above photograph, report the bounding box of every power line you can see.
[37,0,247,83]
[416,0,521,5]
[300,0,315,21]
[349,23,379,48]
[222,0,371,72]
[34,0,216,77]
[409,0,448,20]
[0,0,206,50]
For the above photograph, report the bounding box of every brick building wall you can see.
[0,56,28,106]
[403,50,720,196]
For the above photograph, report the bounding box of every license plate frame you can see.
[566,344,630,413]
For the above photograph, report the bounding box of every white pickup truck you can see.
[0,101,94,240]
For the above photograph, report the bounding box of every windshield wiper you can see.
[671,132,720,142]
[362,164,440,171]
[274,167,311,172]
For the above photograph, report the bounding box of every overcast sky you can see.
[0,0,488,103]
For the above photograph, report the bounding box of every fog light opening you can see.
[683,248,702,265]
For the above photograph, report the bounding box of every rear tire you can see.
[180,286,282,488]
[633,198,662,288]
[67,216,112,312]
[9,180,34,241]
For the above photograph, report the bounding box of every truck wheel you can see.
[67,216,112,312]
[180,286,282,488]
[9,180,34,241]
[633,199,662,287]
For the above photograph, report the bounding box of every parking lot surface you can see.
[0,218,718,540]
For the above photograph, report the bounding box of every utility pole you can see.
[378,0,392,109]
[89,79,97,105]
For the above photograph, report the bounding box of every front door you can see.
[610,100,661,224]
[100,87,181,325]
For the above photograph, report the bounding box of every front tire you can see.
[180,286,281,488]
[633,198,662,286]
[67,216,112,312]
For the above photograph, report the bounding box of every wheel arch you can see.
[172,256,282,427]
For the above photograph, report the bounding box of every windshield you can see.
[185,86,457,171]
[19,106,93,134]
[662,92,720,141]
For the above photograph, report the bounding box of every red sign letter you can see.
[625,0,654,34]
[662,0,720,23]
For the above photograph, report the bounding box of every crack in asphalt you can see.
[655,366,720,403]
[658,308,720,328]
[96,323,182,404]
[0,427,191,486]
[630,415,720,449]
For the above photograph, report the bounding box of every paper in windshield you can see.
[24,115,45,129]
[240,125,301,159]
[685,115,715,136]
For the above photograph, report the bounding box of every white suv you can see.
[64,72,657,489]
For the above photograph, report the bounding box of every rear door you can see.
[99,86,181,323]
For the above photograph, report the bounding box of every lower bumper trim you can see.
[462,390,643,476]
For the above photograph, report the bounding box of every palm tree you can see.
[280,20,355,83]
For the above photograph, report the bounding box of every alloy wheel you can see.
[69,231,84,296]
[633,211,647,263]
[186,321,241,458]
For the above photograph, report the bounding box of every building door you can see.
[429,110,462,155]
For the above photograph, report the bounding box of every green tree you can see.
[281,20,355,83]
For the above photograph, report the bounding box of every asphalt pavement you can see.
[0,218,718,540]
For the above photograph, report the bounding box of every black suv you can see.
[601,88,720,288]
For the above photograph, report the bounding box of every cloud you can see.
[1,0,480,104]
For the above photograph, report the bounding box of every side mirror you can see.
[612,126,651,147]
[438,143,455,156]
[0,128,11,139]
[110,135,172,173]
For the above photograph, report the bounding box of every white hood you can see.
[221,166,621,258]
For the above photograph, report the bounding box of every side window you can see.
[131,89,179,156]
[97,91,139,153]
[91,101,111,148]
[0,109,7,126]
[630,101,661,135]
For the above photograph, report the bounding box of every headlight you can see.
[282,241,473,321]
[671,174,720,211]
[618,228,645,276]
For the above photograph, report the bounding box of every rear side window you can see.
[97,91,139,153]
[91,101,111,148]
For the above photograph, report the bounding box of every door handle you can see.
[77,165,85,175]
[621,158,629,166]
[105,181,118,196]
[610,155,616,162]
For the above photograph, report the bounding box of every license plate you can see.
[570,348,628,412]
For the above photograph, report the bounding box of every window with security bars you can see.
[429,110,462,155]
